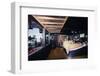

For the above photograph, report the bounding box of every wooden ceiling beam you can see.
[40,22,64,24]
[43,24,63,26]
[34,16,66,20]
[37,19,65,23]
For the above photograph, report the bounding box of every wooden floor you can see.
[48,47,67,59]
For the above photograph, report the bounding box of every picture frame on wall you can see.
[11,2,96,74]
